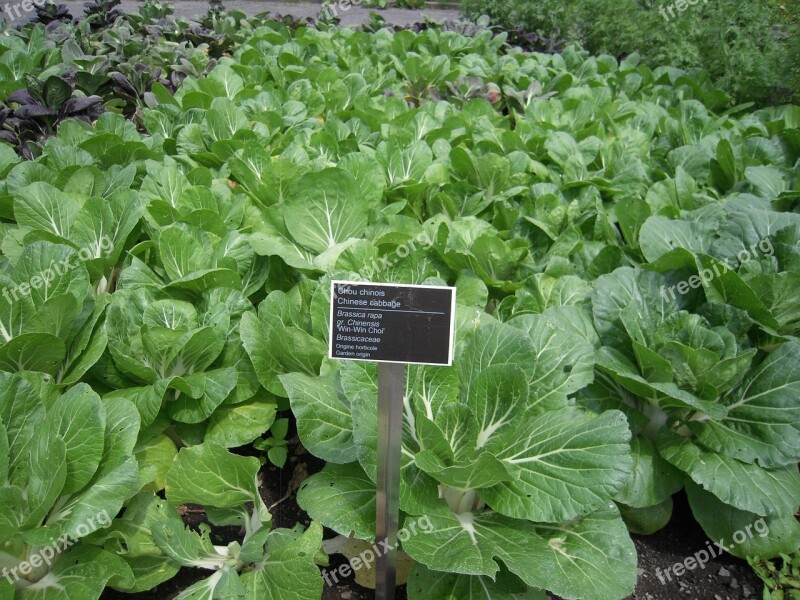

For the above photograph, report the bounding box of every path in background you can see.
[50,1,460,25]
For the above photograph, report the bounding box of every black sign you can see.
[329,281,456,366]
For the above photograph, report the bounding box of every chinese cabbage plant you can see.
[246,276,638,600]
[0,374,141,599]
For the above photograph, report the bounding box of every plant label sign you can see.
[329,280,456,600]
[329,280,456,366]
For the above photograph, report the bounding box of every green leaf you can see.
[482,409,632,523]
[271,417,290,441]
[104,381,168,429]
[339,153,386,209]
[744,165,786,199]
[617,498,673,535]
[407,563,547,600]
[11,241,91,308]
[152,518,225,568]
[710,138,736,191]
[616,197,651,249]
[0,333,66,375]
[686,481,800,559]
[46,384,105,495]
[267,446,288,468]
[59,295,109,386]
[614,436,683,508]
[97,493,181,588]
[383,141,433,187]
[0,420,7,484]
[280,372,357,464]
[205,398,278,448]
[58,455,139,542]
[204,97,249,142]
[158,226,213,280]
[283,169,367,254]
[508,311,596,410]
[658,433,800,517]
[695,255,778,330]
[240,523,324,600]
[24,430,67,528]
[403,507,636,600]
[14,182,81,239]
[115,555,180,594]
[134,434,177,493]
[168,367,238,424]
[456,313,535,401]
[166,442,260,508]
[689,342,800,467]
[592,267,672,354]
[505,506,637,600]
[455,271,489,309]
[466,364,529,454]
[240,311,283,395]
[98,397,141,476]
[208,65,244,99]
[297,462,376,541]
[17,545,134,600]
[415,447,512,490]
[0,373,45,475]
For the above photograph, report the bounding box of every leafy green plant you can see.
[155,443,324,599]
[751,552,800,599]
[255,417,290,468]
[0,375,141,599]
[280,288,637,600]
[134,0,173,22]
[92,444,325,597]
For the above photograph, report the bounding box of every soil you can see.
[101,413,764,600]
[615,493,762,600]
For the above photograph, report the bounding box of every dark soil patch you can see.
[620,492,762,600]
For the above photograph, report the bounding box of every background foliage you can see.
[461,0,800,106]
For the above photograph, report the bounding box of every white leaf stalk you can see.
[440,485,485,515]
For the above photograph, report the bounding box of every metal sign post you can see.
[376,362,404,600]
[329,281,455,600]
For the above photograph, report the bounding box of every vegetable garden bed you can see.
[0,2,798,600]
[98,430,766,600]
